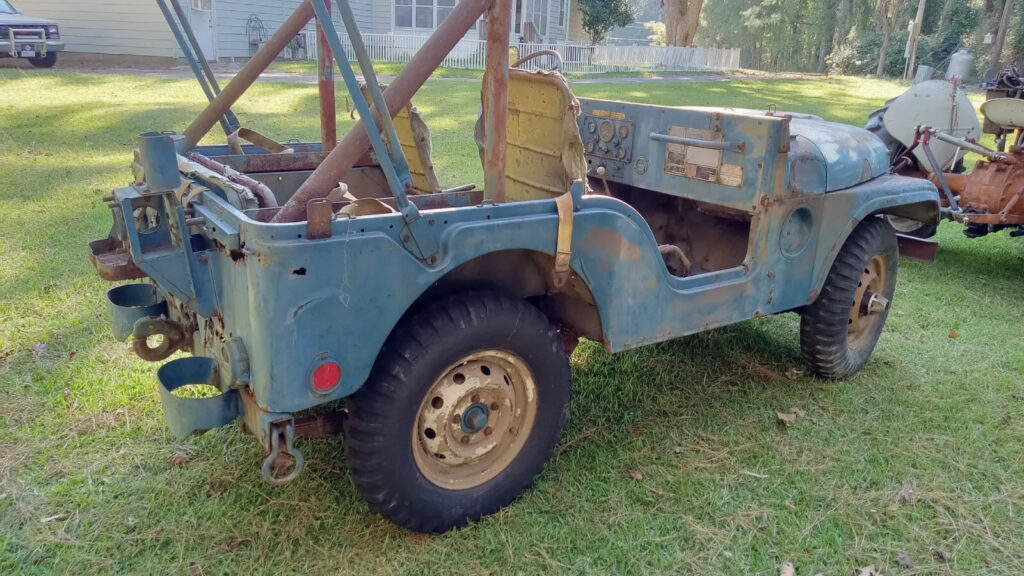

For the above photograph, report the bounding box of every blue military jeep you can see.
[90,0,938,533]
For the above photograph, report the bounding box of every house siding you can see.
[20,0,176,57]
[567,2,587,43]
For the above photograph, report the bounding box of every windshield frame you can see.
[0,1,17,15]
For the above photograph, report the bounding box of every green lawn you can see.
[1,70,1022,575]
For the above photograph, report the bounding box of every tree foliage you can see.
[577,0,635,44]
[695,0,993,77]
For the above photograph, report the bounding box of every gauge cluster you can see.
[579,114,635,166]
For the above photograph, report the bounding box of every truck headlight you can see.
[47,25,59,39]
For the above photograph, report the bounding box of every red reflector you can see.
[311,362,341,391]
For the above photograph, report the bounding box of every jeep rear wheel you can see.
[345,291,571,533]
[800,217,898,378]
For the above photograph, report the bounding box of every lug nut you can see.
[460,436,470,444]
[471,394,480,403]
[484,427,493,436]
[452,414,461,424]
[489,402,499,411]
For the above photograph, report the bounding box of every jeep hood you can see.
[788,118,890,194]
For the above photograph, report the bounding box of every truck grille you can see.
[0,25,58,39]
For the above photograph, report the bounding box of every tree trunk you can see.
[992,0,1015,68]
[938,0,956,29]
[877,25,892,75]
[818,4,837,71]
[664,0,704,46]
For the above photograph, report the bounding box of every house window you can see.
[395,0,412,27]
[557,0,565,27]
[438,0,456,24]
[395,0,459,30]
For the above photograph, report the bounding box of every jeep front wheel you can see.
[345,291,571,533]
[800,217,898,378]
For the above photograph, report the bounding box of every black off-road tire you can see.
[800,217,899,379]
[344,291,571,533]
[29,52,57,68]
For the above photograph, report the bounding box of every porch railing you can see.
[301,30,740,74]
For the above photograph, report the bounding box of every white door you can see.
[189,0,216,60]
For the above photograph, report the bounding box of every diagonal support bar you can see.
[183,0,315,150]
[270,0,494,223]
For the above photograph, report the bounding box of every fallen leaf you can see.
[934,549,951,562]
[780,561,795,576]
[40,514,67,524]
[785,367,804,380]
[785,500,796,510]
[1002,414,1012,424]
[629,471,643,480]
[189,562,202,576]
[168,452,190,466]
[948,329,959,339]
[68,350,77,359]
[851,565,881,576]
[30,343,48,360]
[1012,392,1024,401]
[815,573,825,576]
[777,412,798,426]
[790,407,807,418]
[897,480,917,506]
[897,552,913,568]
[985,558,992,569]
[722,550,733,558]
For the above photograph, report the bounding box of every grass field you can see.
[0,68,1022,575]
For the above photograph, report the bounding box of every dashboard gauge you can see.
[616,146,626,159]
[599,120,614,142]
[586,120,597,133]
[618,124,630,139]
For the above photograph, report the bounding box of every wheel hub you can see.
[461,402,490,433]
[848,253,889,349]
[412,350,538,490]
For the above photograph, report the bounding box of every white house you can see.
[19,0,587,60]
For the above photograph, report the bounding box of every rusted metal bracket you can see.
[306,198,334,239]
[896,233,939,262]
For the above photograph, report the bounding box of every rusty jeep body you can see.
[89,0,939,533]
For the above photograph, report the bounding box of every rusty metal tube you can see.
[271,0,493,223]
[183,1,315,150]
[482,0,510,203]
[317,1,337,151]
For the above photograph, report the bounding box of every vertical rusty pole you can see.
[482,0,510,203]
[317,0,337,151]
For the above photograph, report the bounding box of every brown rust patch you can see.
[583,227,644,260]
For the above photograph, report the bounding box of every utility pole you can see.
[905,0,927,81]
[991,0,1014,69]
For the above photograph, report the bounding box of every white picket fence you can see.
[301,31,740,74]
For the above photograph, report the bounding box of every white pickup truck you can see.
[0,0,64,68]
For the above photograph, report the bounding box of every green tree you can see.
[577,0,635,44]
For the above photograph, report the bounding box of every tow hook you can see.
[132,316,188,361]
[261,421,305,486]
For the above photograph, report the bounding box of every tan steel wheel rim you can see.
[412,350,538,490]
[848,253,888,350]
